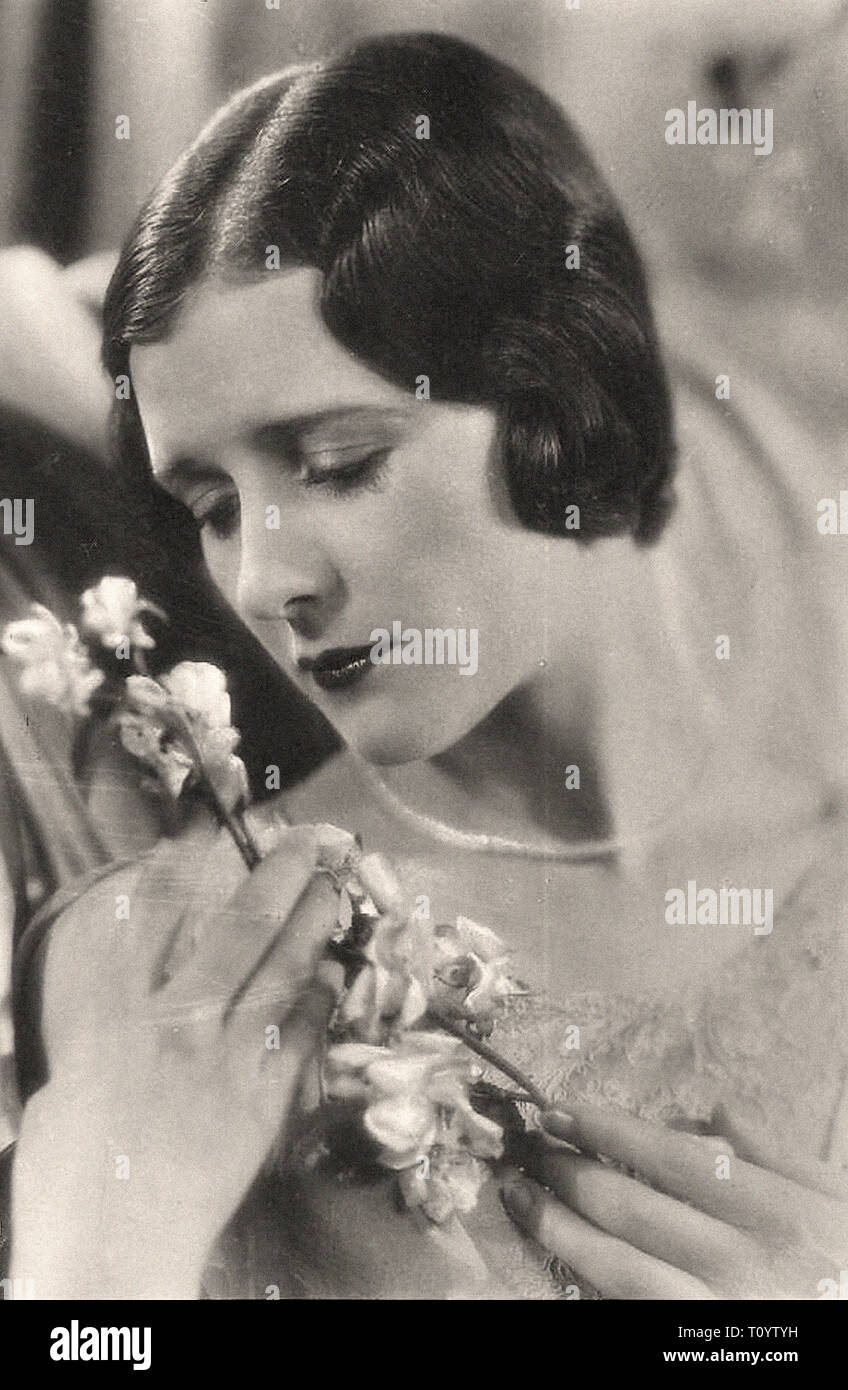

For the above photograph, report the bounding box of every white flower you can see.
[123,673,169,715]
[397,1145,488,1224]
[80,576,164,652]
[168,665,248,811]
[1,603,104,716]
[336,911,433,1042]
[118,662,248,811]
[314,824,361,883]
[193,727,249,813]
[334,854,434,1042]
[325,1030,503,1222]
[430,916,526,1035]
[116,711,194,798]
[334,869,522,1043]
[161,662,232,728]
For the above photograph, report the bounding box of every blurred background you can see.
[0,0,846,1217]
[2,0,846,307]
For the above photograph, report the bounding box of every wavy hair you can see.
[104,31,675,543]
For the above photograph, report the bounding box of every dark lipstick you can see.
[298,643,375,692]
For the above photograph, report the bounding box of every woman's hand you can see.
[10,821,343,1299]
[502,1101,848,1299]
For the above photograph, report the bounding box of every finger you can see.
[541,1103,796,1231]
[153,816,299,987]
[355,853,406,916]
[502,1179,714,1299]
[665,1116,735,1155]
[154,823,253,984]
[266,974,340,1119]
[278,971,339,1058]
[246,802,293,860]
[225,871,342,1037]
[526,1145,757,1291]
[524,1122,732,1163]
[712,1103,848,1199]
[161,825,329,1014]
[217,968,339,1156]
[126,810,222,991]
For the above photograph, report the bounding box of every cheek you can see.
[355,478,541,687]
[368,458,531,620]
[353,448,497,597]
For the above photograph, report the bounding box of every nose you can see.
[235,492,342,636]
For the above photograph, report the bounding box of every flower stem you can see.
[174,714,261,870]
[209,793,261,871]
[431,1014,551,1111]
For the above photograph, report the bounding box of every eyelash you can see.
[304,448,391,497]
[197,493,239,540]
[193,449,391,539]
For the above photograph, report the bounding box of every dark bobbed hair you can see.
[104,31,675,543]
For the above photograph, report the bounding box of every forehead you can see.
[129,266,411,457]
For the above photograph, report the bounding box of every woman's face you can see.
[131,267,584,764]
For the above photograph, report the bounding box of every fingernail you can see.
[541,1110,577,1141]
[501,1179,538,1228]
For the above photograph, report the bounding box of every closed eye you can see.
[166,446,391,539]
[301,447,391,495]
[191,488,240,539]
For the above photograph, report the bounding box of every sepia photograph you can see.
[0,0,847,1335]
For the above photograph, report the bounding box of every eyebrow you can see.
[152,405,412,492]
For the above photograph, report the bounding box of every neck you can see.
[432,676,611,844]
[374,548,714,850]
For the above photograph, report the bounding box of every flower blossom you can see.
[115,708,195,799]
[117,662,248,811]
[1,603,104,716]
[335,853,434,1042]
[80,576,164,652]
[429,916,527,1035]
[160,661,233,727]
[313,823,362,883]
[333,852,523,1044]
[325,1031,503,1222]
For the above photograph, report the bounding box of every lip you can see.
[298,643,376,693]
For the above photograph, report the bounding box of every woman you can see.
[9,32,848,1299]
